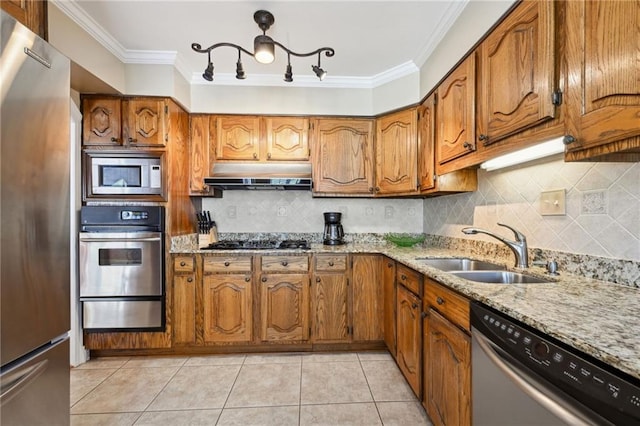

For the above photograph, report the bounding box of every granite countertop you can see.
[172,240,640,381]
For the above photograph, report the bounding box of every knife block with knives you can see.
[197,211,218,247]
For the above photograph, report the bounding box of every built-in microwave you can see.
[84,152,164,198]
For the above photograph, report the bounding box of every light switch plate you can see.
[540,189,566,216]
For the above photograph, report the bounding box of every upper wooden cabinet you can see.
[189,115,213,194]
[214,116,261,160]
[82,96,168,148]
[564,0,640,162]
[311,118,375,196]
[214,116,309,162]
[477,0,557,146]
[2,0,47,40]
[375,108,419,195]
[265,117,310,160]
[436,54,476,174]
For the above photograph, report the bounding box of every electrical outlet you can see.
[540,189,566,216]
[227,206,237,219]
[384,206,394,219]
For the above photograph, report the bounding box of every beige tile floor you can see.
[70,351,432,426]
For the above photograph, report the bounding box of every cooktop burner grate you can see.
[203,239,311,250]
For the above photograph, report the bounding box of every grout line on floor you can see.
[357,352,385,425]
[214,354,246,425]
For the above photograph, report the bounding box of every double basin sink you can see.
[414,257,550,284]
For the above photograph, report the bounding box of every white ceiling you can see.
[54,0,470,88]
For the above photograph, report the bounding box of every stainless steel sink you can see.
[414,257,506,272]
[450,270,549,284]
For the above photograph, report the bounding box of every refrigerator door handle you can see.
[0,359,48,405]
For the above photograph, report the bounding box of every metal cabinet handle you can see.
[180,261,186,267]
[110,137,119,143]
[128,137,137,143]
[463,141,472,150]
[478,134,488,142]
[436,296,445,305]
[401,274,407,281]
[187,277,193,283]
[369,187,374,193]
[387,262,393,268]
[245,277,251,282]
[421,311,428,319]
[563,135,576,145]
[328,261,334,266]
[281,260,288,266]
[316,277,321,283]
[412,303,418,309]
[375,186,380,192]
[224,261,230,267]
[253,153,258,159]
[261,277,267,282]
[267,153,272,159]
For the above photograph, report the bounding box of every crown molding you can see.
[414,0,469,67]
[52,0,447,90]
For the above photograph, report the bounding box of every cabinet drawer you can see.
[397,264,422,296]
[424,278,470,331]
[204,256,253,273]
[314,254,347,272]
[261,255,309,272]
[174,256,195,273]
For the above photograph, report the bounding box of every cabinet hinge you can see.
[309,327,312,337]
[433,93,438,105]
[165,134,168,142]
[347,326,353,335]
[164,105,169,114]
[346,278,350,286]
[350,257,353,269]
[308,148,311,157]
[552,89,563,106]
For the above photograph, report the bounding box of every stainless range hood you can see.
[204,163,312,190]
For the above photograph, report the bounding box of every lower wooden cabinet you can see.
[396,283,422,397]
[423,309,471,426]
[260,274,309,341]
[203,274,253,343]
[173,256,196,345]
[382,258,397,356]
[351,255,383,342]
[311,254,350,343]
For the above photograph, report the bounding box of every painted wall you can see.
[372,72,420,114]
[48,3,126,94]
[201,191,423,234]
[424,158,640,262]
[418,0,515,97]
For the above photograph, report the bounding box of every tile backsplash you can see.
[202,191,423,234]
[423,155,639,262]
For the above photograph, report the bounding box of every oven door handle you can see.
[80,237,161,243]
[472,329,597,426]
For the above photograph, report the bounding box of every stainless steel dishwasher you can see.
[471,302,640,425]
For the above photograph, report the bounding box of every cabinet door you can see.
[215,116,261,160]
[203,274,252,343]
[418,95,436,191]
[351,255,383,342]
[312,118,375,195]
[311,274,349,343]
[565,0,640,156]
[375,109,418,195]
[189,115,212,194]
[173,274,196,345]
[423,309,471,426]
[82,97,122,146]
[265,117,309,161]
[382,258,397,356]
[1,0,47,40]
[436,55,476,166]
[478,0,556,145]
[260,274,309,341]
[396,285,422,397]
[123,98,167,147]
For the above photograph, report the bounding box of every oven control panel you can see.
[121,210,149,221]
[471,303,640,423]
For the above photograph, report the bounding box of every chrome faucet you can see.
[461,223,529,268]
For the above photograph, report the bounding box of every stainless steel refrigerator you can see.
[1,10,71,425]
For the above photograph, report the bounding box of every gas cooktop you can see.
[202,239,311,250]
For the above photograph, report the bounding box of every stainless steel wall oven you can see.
[79,206,165,331]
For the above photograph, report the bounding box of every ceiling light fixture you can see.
[192,10,335,82]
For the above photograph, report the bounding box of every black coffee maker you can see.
[323,212,345,245]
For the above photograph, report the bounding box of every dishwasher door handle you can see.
[472,329,597,426]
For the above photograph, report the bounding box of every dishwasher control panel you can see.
[471,303,640,424]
